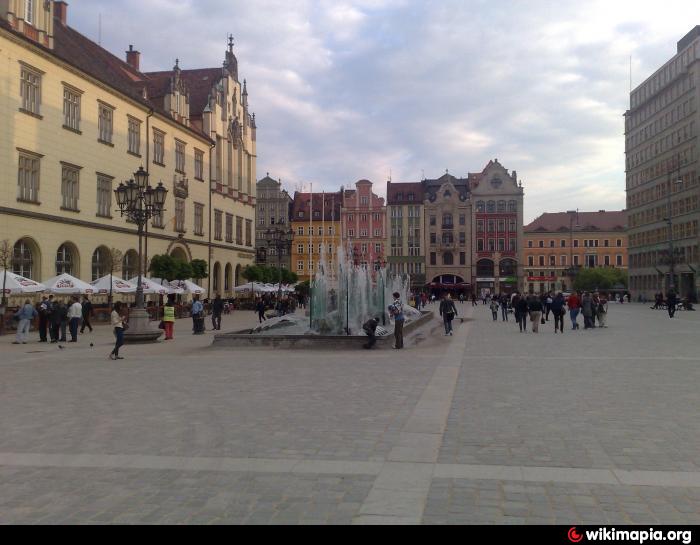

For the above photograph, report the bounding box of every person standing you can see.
[67,296,83,343]
[80,296,94,334]
[13,299,37,345]
[362,317,380,349]
[489,298,499,321]
[501,294,509,322]
[551,292,566,334]
[567,291,581,330]
[597,294,609,328]
[389,292,405,349]
[516,295,529,333]
[545,292,553,322]
[192,296,205,335]
[109,302,127,360]
[667,290,678,319]
[37,296,50,343]
[440,294,458,335]
[212,294,224,331]
[163,298,175,340]
[50,300,65,343]
[528,295,543,333]
[581,292,594,330]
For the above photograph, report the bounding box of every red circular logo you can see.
[568,527,584,543]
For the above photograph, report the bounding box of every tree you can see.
[149,254,193,282]
[241,265,263,283]
[191,259,208,282]
[0,239,11,307]
[295,280,310,298]
[574,268,628,292]
[105,248,123,304]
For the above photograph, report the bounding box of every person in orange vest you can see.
[163,297,176,340]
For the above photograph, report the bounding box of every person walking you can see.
[551,292,566,334]
[489,298,499,321]
[440,294,458,335]
[389,292,405,349]
[37,295,50,342]
[582,292,594,330]
[597,294,609,328]
[13,299,37,345]
[567,291,581,330]
[212,294,224,331]
[545,292,553,321]
[256,298,267,324]
[516,295,529,333]
[501,294,510,322]
[80,296,94,334]
[528,295,544,333]
[667,290,678,319]
[163,298,175,340]
[67,296,83,343]
[50,300,65,343]
[362,317,380,349]
[109,302,127,360]
[192,296,205,335]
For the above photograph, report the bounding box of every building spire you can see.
[228,34,234,53]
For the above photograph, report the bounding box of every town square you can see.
[1,0,700,530]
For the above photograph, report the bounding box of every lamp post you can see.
[265,227,294,300]
[665,157,684,294]
[114,167,168,343]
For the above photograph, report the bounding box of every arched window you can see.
[477,259,494,277]
[487,201,496,213]
[92,247,109,281]
[476,201,485,213]
[443,252,454,266]
[225,264,232,293]
[508,200,517,212]
[235,265,242,287]
[497,201,506,213]
[122,250,138,280]
[13,239,34,279]
[499,259,517,277]
[55,244,74,276]
[213,262,221,294]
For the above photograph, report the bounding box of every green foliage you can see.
[191,259,208,280]
[573,268,628,292]
[295,280,311,297]
[149,254,193,281]
[242,265,298,285]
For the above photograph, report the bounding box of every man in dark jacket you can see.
[37,295,51,342]
[667,291,678,319]
[439,295,458,336]
[551,293,566,334]
[516,296,529,333]
[80,296,94,333]
[212,295,224,331]
[363,317,380,349]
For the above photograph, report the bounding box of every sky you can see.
[68,0,700,223]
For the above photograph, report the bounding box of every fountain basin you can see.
[212,311,435,350]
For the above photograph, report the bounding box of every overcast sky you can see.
[69,0,700,222]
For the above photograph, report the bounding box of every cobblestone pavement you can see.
[0,304,698,524]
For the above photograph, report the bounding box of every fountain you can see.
[213,245,432,349]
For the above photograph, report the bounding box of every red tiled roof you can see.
[525,211,627,233]
[292,192,342,222]
[145,67,224,115]
[386,182,424,204]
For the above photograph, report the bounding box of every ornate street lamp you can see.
[265,227,294,299]
[114,168,168,343]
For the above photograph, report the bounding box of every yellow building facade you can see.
[0,1,256,299]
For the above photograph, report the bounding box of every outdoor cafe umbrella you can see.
[90,275,137,295]
[170,279,206,296]
[0,269,46,295]
[128,276,181,295]
[43,273,95,295]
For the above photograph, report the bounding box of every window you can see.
[477,220,484,233]
[194,149,204,180]
[63,87,81,131]
[175,199,186,233]
[175,140,186,173]
[246,220,253,247]
[297,227,304,236]
[539,256,545,267]
[348,229,355,237]
[226,214,233,243]
[443,252,454,266]
[430,252,437,266]
[509,239,517,252]
[236,217,243,245]
[91,248,108,281]
[153,130,165,165]
[98,103,114,144]
[477,239,485,252]
[488,220,495,233]
[298,261,304,272]
[487,201,496,213]
[561,240,567,248]
[509,220,517,232]
[20,65,41,115]
[375,243,381,254]
[528,240,533,248]
[360,196,369,205]
[617,239,623,247]
[539,240,544,248]
[497,201,506,213]
[214,210,223,240]
[550,255,556,267]
[460,252,466,265]
[128,117,141,155]
[508,201,517,212]
[616,255,623,266]
[17,151,40,203]
[604,255,611,266]
[430,233,437,245]
[55,244,74,275]
[122,251,138,280]
[443,214,453,227]
[561,255,567,266]
[488,239,496,251]
[97,174,112,218]
[528,256,534,267]
[298,244,304,255]
[25,0,34,23]
[498,239,505,252]
[573,240,579,248]
[194,203,204,236]
[430,216,436,226]
[498,220,506,232]
[459,232,466,245]
[61,164,80,211]
[459,214,466,226]
[476,201,485,213]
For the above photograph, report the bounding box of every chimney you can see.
[126,45,141,71]
[54,1,69,26]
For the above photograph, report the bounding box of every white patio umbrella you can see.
[90,275,137,295]
[234,282,256,293]
[128,276,180,295]
[170,280,206,296]
[0,269,46,295]
[43,273,95,295]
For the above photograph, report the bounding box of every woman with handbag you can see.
[109,302,128,361]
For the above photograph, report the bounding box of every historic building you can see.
[625,27,700,300]
[341,180,386,270]
[423,172,473,293]
[387,182,425,288]
[255,174,292,269]
[524,211,628,294]
[290,191,342,283]
[470,160,524,295]
[0,1,256,298]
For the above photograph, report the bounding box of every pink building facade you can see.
[341,180,387,269]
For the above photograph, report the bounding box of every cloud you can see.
[66,0,700,221]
